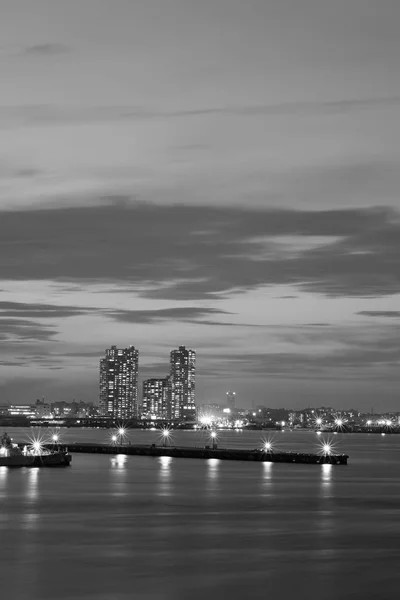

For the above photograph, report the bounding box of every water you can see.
[1,428,400,600]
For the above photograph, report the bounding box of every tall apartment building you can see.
[226,391,236,411]
[99,345,139,419]
[169,346,196,421]
[142,377,170,419]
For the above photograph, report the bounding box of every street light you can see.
[322,443,332,456]
[162,429,170,447]
[210,430,217,449]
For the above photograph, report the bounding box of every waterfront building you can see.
[169,346,196,421]
[99,345,139,419]
[8,405,37,418]
[142,377,170,419]
[226,391,236,411]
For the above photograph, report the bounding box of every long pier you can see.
[57,443,349,465]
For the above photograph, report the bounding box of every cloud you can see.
[108,306,232,324]
[357,311,400,318]
[0,301,93,319]
[0,203,400,300]
[23,43,70,56]
[1,96,399,128]
[0,318,57,341]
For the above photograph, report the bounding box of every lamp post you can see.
[211,431,217,450]
[162,429,170,447]
[52,433,59,451]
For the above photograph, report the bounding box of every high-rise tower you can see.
[99,345,139,419]
[142,377,170,419]
[169,346,196,421]
[226,391,236,411]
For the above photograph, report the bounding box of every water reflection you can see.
[111,454,127,469]
[158,456,172,497]
[0,466,7,498]
[322,464,332,483]
[207,458,219,481]
[27,468,39,502]
[262,461,273,481]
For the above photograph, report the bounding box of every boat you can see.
[0,432,71,467]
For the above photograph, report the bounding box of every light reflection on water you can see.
[0,431,399,599]
[27,467,39,502]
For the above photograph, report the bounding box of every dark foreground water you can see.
[1,429,400,600]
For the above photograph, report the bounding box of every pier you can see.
[51,443,349,465]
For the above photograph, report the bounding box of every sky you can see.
[0,0,399,410]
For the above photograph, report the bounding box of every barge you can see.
[0,433,71,468]
[62,442,348,465]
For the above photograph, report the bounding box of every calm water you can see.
[1,428,400,600]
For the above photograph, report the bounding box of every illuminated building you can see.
[142,378,170,419]
[99,345,139,419]
[226,391,236,411]
[169,346,196,421]
[8,405,37,417]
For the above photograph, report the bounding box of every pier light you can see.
[118,428,126,437]
[386,420,392,427]
[161,428,171,447]
[335,418,343,427]
[366,420,372,426]
[210,430,218,449]
[316,418,322,426]
[264,441,272,452]
[52,434,59,443]
[322,443,332,456]
[111,435,117,443]
[33,441,41,454]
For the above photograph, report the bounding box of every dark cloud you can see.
[0,301,93,319]
[0,318,57,341]
[0,203,400,299]
[108,306,231,324]
[357,311,400,318]
[2,96,399,128]
[23,43,70,56]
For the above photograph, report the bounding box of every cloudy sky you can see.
[0,0,399,410]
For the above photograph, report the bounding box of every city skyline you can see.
[1,1,400,410]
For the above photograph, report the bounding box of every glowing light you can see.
[316,431,322,436]
[118,428,126,437]
[199,416,212,427]
[386,420,392,427]
[0,447,7,456]
[159,426,173,446]
[52,434,59,443]
[27,433,46,456]
[322,443,332,455]
[316,418,323,426]
[111,435,117,442]
[281,421,286,427]
[381,432,386,436]
[366,420,372,426]
[211,431,217,438]
[335,418,343,427]
[264,442,272,452]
